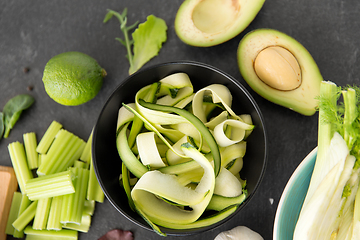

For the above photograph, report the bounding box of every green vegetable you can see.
[24,226,78,240]
[33,198,52,230]
[37,129,85,176]
[23,132,39,169]
[36,120,63,154]
[6,192,23,236]
[115,73,251,235]
[129,15,167,74]
[12,201,38,232]
[63,213,92,233]
[87,156,105,203]
[8,141,33,193]
[7,120,103,239]
[60,168,89,225]
[3,94,34,138]
[294,81,360,239]
[138,99,222,177]
[47,196,63,230]
[25,170,75,200]
[103,9,167,75]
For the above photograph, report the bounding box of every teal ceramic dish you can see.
[273,148,317,240]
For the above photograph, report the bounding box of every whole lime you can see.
[42,51,107,106]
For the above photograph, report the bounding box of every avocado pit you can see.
[254,46,302,91]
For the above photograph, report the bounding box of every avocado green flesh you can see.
[237,28,323,116]
[175,0,265,47]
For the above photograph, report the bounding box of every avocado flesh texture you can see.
[175,0,265,47]
[237,28,323,116]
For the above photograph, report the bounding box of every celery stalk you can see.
[73,160,88,169]
[23,132,39,169]
[56,138,86,172]
[61,168,89,224]
[47,196,63,230]
[80,131,93,164]
[37,130,85,175]
[5,192,22,236]
[25,170,75,200]
[24,226,78,240]
[33,198,52,230]
[8,141,33,193]
[12,200,38,232]
[63,213,92,233]
[13,193,31,238]
[87,157,104,203]
[36,120,62,154]
[83,200,95,216]
[37,129,74,175]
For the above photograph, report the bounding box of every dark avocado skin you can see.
[237,28,323,116]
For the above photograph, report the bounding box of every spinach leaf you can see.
[3,94,35,138]
[0,112,4,140]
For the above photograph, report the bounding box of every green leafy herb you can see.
[3,94,35,138]
[104,8,167,75]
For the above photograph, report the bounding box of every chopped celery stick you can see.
[73,160,87,169]
[13,193,31,238]
[87,158,104,203]
[63,213,91,233]
[83,200,95,216]
[61,168,89,224]
[24,226,78,240]
[38,153,45,167]
[23,132,39,169]
[36,129,74,175]
[12,200,38,232]
[5,192,22,236]
[37,130,85,175]
[80,132,93,164]
[36,120,62,154]
[56,138,86,172]
[8,141,33,193]
[33,198,52,230]
[47,196,63,230]
[25,170,75,200]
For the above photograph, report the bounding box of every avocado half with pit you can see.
[175,0,266,47]
[237,28,323,116]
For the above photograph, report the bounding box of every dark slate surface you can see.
[1,0,359,239]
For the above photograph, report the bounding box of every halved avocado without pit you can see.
[237,28,323,116]
[175,0,266,47]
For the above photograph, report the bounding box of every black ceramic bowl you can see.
[92,61,267,236]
